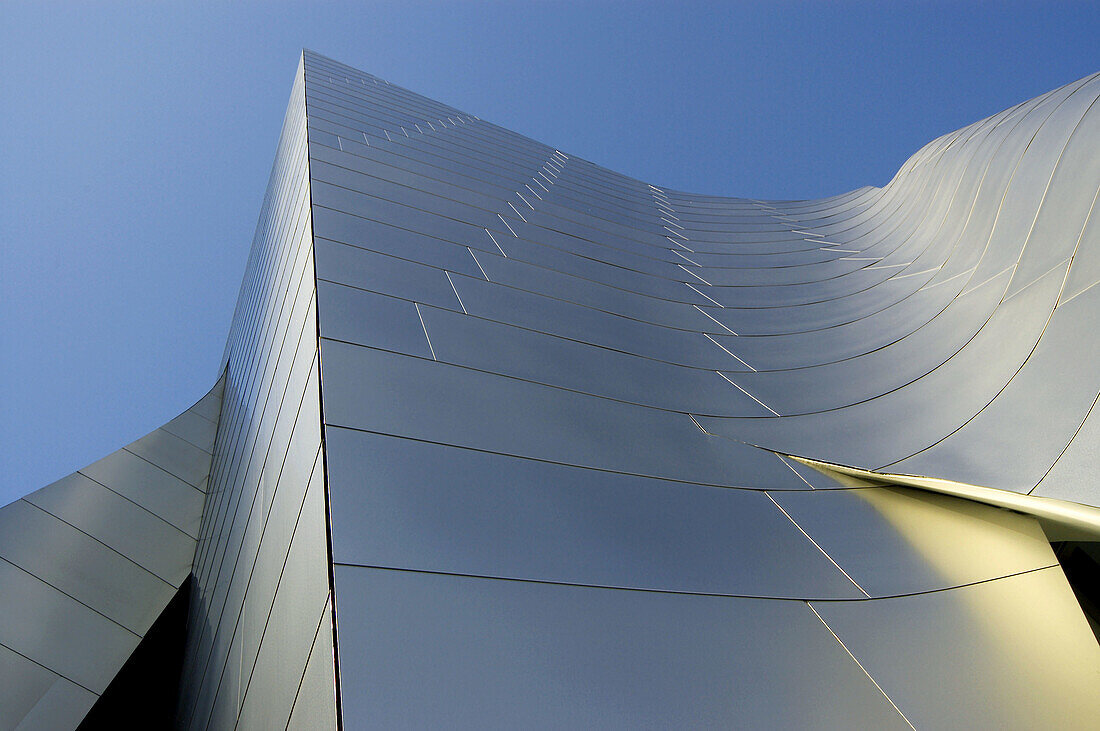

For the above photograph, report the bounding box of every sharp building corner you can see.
[2,50,1100,728]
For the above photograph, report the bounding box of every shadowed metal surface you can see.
[303,51,1100,728]
[2,50,1099,728]
[0,380,222,729]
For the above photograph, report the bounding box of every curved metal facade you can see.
[2,51,1099,728]
[0,380,223,728]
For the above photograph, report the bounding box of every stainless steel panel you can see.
[417,304,770,415]
[241,446,324,694]
[311,206,482,278]
[190,381,225,423]
[325,429,861,598]
[776,455,882,490]
[449,274,746,370]
[11,675,97,731]
[189,359,321,730]
[161,410,218,454]
[313,238,461,310]
[889,281,1100,491]
[728,269,1011,413]
[333,566,910,729]
[180,60,318,730]
[24,472,197,585]
[318,339,804,488]
[14,51,1098,728]
[0,560,138,694]
[316,280,432,358]
[696,263,1066,468]
[770,487,1057,596]
[1062,198,1100,303]
[1031,391,1100,505]
[0,500,175,633]
[811,567,1100,728]
[78,449,205,537]
[471,250,713,330]
[285,601,337,731]
[0,642,62,729]
[1005,85,1100,298]
[126,427,214,488]
[310,180,495,253]
[236,474,332,729]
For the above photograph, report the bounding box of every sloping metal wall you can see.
[304,50,1100,727]
[176,57,336,730]
[0,380,222,729]
[4,50,1099,729]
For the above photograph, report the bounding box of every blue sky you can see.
[2,1,1098,505]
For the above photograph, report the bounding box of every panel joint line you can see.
[414,303,437,360]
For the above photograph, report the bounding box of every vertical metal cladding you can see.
[303,50,1100,728]
[176,56,335,730]
[3,50,1100,728]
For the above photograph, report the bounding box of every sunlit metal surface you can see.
[2,50,1099,727]
[305,51,1100,727]
[0,380,222,728]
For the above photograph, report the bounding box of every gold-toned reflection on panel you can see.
[961,567,1100,707]
[853,486,1056,589]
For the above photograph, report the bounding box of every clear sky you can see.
[1,1,1098,505]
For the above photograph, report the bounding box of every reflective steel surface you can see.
[0,379,223,728]
[303,51,1100,728]
[2,50,1099,728]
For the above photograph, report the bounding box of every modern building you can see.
[2,50,1099,728]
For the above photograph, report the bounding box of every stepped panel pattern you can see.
[304,52,1100,728]
[2,50,1100,728]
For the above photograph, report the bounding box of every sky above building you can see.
[1,1,1098,505]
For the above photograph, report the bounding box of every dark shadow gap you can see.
[1051,541,1100,643]
[78,576,193,730]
